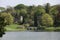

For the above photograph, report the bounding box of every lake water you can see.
[1,32,60,40]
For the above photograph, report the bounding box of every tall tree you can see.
[45,3,50,13]
[34,6,45,27]
[50,5,60,27]
[27,5,36,26]
[14,4,28,24]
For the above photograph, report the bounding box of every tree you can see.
[45,3,50,13]
[0,12,13,37]
[34,6,45,27]
[16,9,27,24]
[55,13,60,26]
[14,4,28,24]
[0,13,14,25]
[55,5,60,26]
[27,5,36,26]
[50,7,58,16]
[50,5,60,27]
[14,4,27,10]
[27,5,36,20]
[41,13,54,27]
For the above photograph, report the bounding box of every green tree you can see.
[14,4,27,10]
[45,3,50,13]
[0,13,14,25]
[50,5,60,26]
[16,9,27,24]
[55,5,60,26]
[14,4,28,24]
[0,12,13,37]
[27,5,36,21]
[41,13,54,27]
[34,6,45,26]
[50,7,58,16]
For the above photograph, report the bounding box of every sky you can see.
[0,0,60,8]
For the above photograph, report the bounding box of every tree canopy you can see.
[41,13,53,27]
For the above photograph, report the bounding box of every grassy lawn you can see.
[5,24,60,32]
[5,24,26,31]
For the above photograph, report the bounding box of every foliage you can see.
[45,3,50,13]
[41,13,54,27]
[0,13,14,25]
[50,7,58,16]
[0,12,13,37]
[14,4,27,10]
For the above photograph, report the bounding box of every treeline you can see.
[0,3,60,27]
[8,3,60,26]
[0,3,60,36]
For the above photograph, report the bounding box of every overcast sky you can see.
[0,0,60,7]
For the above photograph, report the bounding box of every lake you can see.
[1,32,60,40]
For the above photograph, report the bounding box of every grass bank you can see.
[5,24,26,32]
[5,24,60,32]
